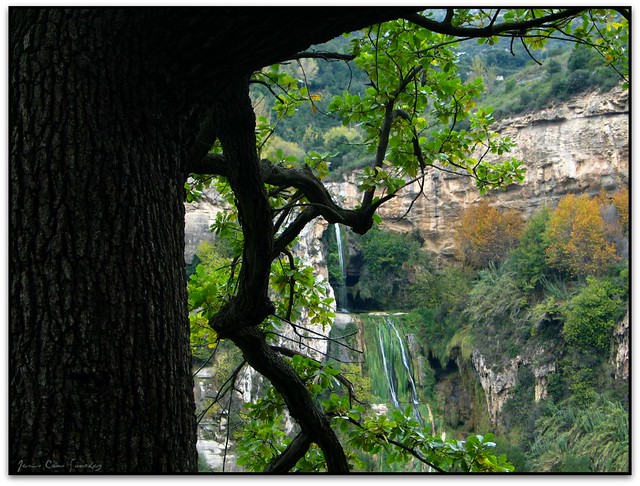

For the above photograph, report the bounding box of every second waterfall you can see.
[333,223,348,311]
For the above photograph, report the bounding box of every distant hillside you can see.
[250,31,624,180]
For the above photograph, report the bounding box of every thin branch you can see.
[272,195,298,235]
[275,313,364,355]
[249,78,285,104]
[258,71,306,104]
[282,249,296,321]
[394,133,428,222]
[363,65,424,209]
[393,65,424,99]
[519,36,542,65]
[374,23,381,92]
[489,9,501,28]
[196,360,246,424]
[403,8,586,39]
[586,11,628,80]
[192,340,220,377]
[297,59,326,117]
[417,35,474,56]
[222,380,234,472]
[265,331,330,360]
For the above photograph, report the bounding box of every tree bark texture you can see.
[10,9,196,473]
[9,6,417,473]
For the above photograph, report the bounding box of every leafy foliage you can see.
[188,241,232,360]
[506,207,552,291]
[611,187,629,234]
[356,229,417,305]
[234,354,514,472]
[562,276,625,353]
[327,19,525,195]
[185,8,629,473]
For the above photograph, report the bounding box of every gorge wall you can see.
[325,86,629,261]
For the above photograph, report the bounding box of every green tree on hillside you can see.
[562,276,625,353]
[507,207,552,291]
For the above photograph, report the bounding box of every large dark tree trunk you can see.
[9,7,415,473]
[9,9,197,473]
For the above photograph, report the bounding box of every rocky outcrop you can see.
[472,350,523,426]
[612,306,629,381]
[471,342,562,425]
[533,362,556,402]
[406,333,429,393]
[184,193,226,264]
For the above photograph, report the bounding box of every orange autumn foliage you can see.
[545,193,620,277]
[455,200,524,268]
[611,188,629,234]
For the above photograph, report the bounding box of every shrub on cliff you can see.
[562,276,625,353]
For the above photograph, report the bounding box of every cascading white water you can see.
[333,223,348,311]
[387,317,423,423]
[378,324,401,409]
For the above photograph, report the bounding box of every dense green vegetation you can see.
[480,43,624,119]
[192,187,628,472]
[351,190,629,472]
[191,190,628,472]
[189,237,514,473]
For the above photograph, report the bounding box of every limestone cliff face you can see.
[326,86,629,260]
[186,87,627,268]
[471,348,558,426]
[184,192,227,264]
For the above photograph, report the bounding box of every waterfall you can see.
[378,324,401,409]
[387,317,422,423]
[333,224,348,311]
[371,315,424,424]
